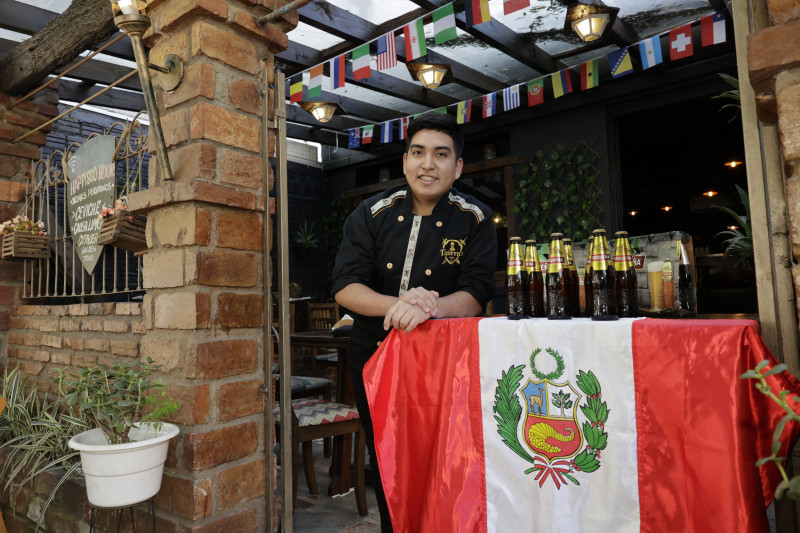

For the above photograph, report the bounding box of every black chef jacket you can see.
[332,184,498,371]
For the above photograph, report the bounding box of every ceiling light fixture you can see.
[728,225,738,231]
[628,210,638,216]
[406,62,453,89]
[703,190,718,197]
[298,101,344,123]
[564,4,619,42]
[661,206,673,212]
[724,160,743,168]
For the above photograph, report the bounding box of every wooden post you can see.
[732,0,799,373]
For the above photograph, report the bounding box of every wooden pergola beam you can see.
[0,0,119,95]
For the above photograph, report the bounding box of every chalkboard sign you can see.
[66,135,117,274]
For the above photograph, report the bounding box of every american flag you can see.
[376,32,397,71]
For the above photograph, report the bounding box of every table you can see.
[364,317,800,532]
[289,330,354,496]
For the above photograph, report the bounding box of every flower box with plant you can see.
[96,196,147,253]
[54,358,181,508]
[0,215,50,259]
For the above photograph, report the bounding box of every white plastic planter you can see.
[68,422,179,508]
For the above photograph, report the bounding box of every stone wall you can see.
[748,6,800,336]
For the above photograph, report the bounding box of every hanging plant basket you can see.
[1,232,51,260]
[97,213,147,253]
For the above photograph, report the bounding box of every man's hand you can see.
[398,287,440,316]
[384,299,431,333]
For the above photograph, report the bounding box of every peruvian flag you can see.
[364,317,800,532]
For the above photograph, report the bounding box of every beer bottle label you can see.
[507,258,523,275]
[547,255,564,274]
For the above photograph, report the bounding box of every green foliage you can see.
[0,367,88,532]
[714,185,753,265]
[53,358,181,445]
[293,221,319,249]
[712,73,741,122]
[513,143,601,243]
[741,361,800,501]
[322,195,356,286]
[493,365,534,463]
[551,389,573,417]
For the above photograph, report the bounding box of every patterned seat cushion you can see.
[273,398,359,427]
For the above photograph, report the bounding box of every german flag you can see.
[464,0,490,28]
[289,75,303,103]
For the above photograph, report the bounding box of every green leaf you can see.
[764,364,787,377]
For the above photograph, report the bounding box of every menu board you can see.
[66,135,116,274]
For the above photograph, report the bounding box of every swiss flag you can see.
[669,24,694,60]
[365,317,800,532]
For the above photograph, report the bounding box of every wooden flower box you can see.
[97,213,147,253]
[1,233,51,260]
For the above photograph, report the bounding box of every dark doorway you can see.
[617,94,756,314]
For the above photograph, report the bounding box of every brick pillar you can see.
[125,1,295,530]
[747,14,800,333]
[0,88,58,376]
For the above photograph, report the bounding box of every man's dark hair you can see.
[405,112,464,160]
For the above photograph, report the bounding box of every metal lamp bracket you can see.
[152,54,184,93]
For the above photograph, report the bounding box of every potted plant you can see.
[96,195,147,253]
[714,184,753,267]
[293,221,319,259]
[54,358,181,508]
[0,214,50,259]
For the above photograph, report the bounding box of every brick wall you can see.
[7,303,144,392]
[1,0,296,531]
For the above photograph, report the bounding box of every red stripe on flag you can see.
[632,319,798,533]
[365,318,487,533]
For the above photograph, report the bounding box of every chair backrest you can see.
[308,302,339,331]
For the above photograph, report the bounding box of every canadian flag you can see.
[365,317,800,532]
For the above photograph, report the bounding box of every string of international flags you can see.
[285,1,728,150]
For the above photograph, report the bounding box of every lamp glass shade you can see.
[113,0,146,15]
[572,13,609,41]
[417,65,448,89]
[310,104,336,123]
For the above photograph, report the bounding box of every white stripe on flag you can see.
[479,318,642,532]
[376,32,397,71]
[503,85,520,111]
[381,120,393,143]
[638,36,662,69]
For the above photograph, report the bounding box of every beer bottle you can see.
[613,231,637,317]
[564,238,579,317]
[546,233,572,320]
[662,257,675,310]
[677,242,695,312]
[525,239,546,317]
[584,236,594,317]
[590,229,618,321]
[506,237,528,320]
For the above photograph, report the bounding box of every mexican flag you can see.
[364,317,800,532]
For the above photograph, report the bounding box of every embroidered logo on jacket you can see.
[441,238,466,264]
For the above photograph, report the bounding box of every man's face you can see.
[402,129,463,215]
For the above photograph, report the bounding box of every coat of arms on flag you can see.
[495,347,606,488]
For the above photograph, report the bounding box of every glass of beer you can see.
[647,261,664,312]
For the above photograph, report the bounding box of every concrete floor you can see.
[284,439,381,533]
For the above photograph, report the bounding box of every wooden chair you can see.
[273,398,367,516]
[307,302,340,331]
[307,303,341,375]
